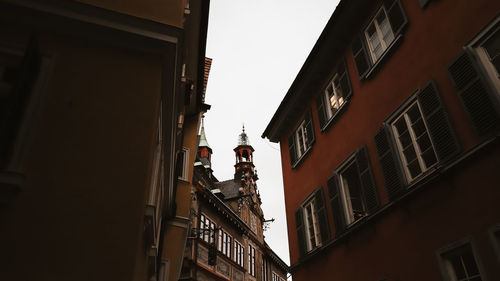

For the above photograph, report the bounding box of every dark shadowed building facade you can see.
[0,0,211,281]
[263,0,500,281]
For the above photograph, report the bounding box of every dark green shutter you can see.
[288,134,297,166]
[384,0,408,36]
[417,81,460,163]
[327,174,345,237]
[352,35,370,78]
[356,146,379,213]
[0,37,41,167]
[295,209,307,257]
[448,52,500,135]
[374,126,405,200]
[305,111,315,146]
[314,188,331,243]
[316,93,327,129]
[337,59,353,101]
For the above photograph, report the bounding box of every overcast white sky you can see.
[203,0,340,265]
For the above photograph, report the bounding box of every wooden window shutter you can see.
[351,35,371,78]
[315,93,327,129]
[0,37,41,167]
[294,208,307,257]
[337,59,353,101]
[327,174,345,237]
[417,81,460,163]
[314,187,331,243]
[356,146,379,213]
[374,126,405,200]
[448,52,500,135]
[288,134,297,166]
[384,0,408,36]
[305,111,315,146]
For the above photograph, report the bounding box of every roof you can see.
[199,117,210,148]
[215,179,240,200]
[261,0,378,142]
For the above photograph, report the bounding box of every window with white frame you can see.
[199,214,216,244]
[351,0,408,79]
[474,22,500,94]
[324,74,346,118]
[438,243,484,281]
[233,240,244,267]
[178,147,189,181]
[365,6,395,62]
[288,111,314,167]
[217,228,232,259]
[339,160,367,225]
[272,272,285,281]
[262,259,270,281]
[248,244,256,276]
[303,197,322,251]
[391,101,437,182]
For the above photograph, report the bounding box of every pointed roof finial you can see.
[238,123,250,146]
[199,115,210,148]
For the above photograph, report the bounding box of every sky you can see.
[203,0,340,265]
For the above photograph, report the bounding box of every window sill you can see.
[363,34,404,80]
[0,170,23,205]
[320,99,351,132]
[291,145,314,170]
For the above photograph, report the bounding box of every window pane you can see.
[483,30,500,60]
[462,251,480,276]
[399,131,412,148]
[416,132,432,152]
[403,145,417,163]
[394,117,408,135]
[407,159,422,178]
[450,255,467,280]
[411,119,426,138]
[407,104,421,123]
[421,148,437,168]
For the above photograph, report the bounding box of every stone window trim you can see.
[436,237,489,281]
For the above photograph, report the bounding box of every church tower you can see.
[234,126,258,182]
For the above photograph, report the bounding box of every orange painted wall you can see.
[279,0,500,280]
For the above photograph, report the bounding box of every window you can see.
[262,259,270,281]
[248,244,256,276]
[217,228,232,259]
[178,147,190,181]
[365,6,394,62]
[288,111,315,167]
[272,272,285,281]
[352,0,407,78]
[199,214,216,244]
[391,101,437,181]
[375,82,459,200]
[438,241,484,281]
[448,17,500,136]
[327,147,379,234]
[234,240,244,267]
[295,188,330,256]
[316,60,352,130]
